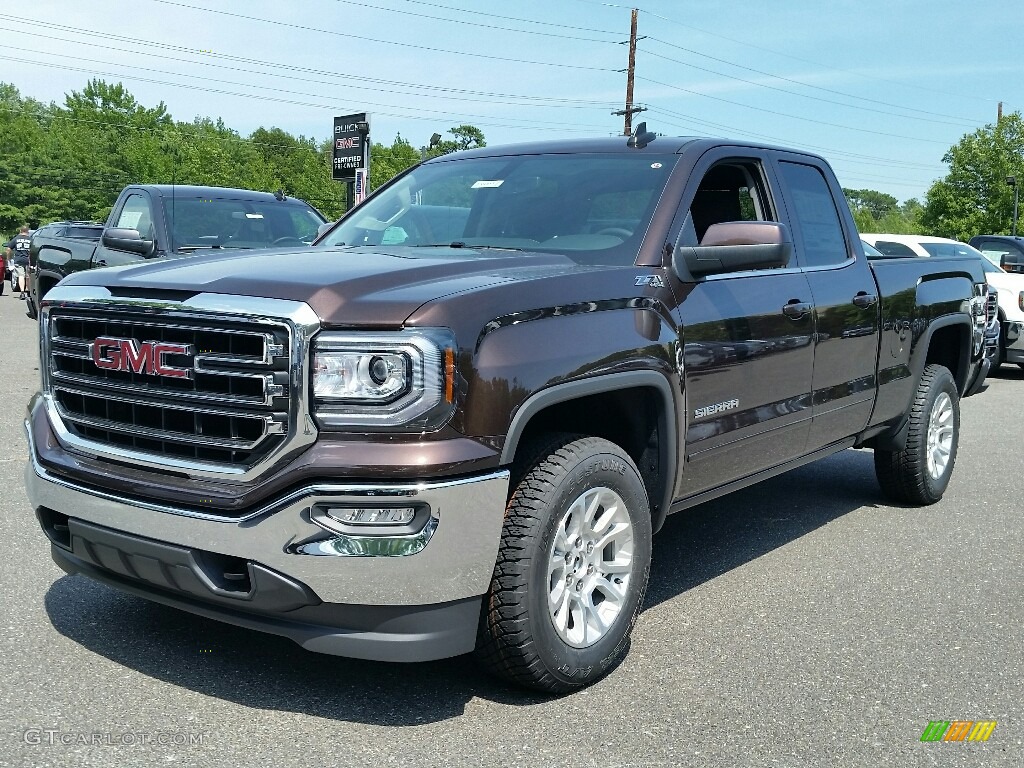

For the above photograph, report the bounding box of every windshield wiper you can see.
[176,244,222,252]
[412,242,525,251]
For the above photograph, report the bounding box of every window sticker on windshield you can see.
[651,163,663,169]
[245,213,265,219]
[471,180,504,189]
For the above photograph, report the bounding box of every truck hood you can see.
[60,245,597,326]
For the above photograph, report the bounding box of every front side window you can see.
[318,153,678,265]
[777,161,849,267]
[115,194,154,239]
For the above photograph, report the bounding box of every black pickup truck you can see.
[26,132,991,693]
[28,185,327,318]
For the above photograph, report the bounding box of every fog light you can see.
[325,507,416,526]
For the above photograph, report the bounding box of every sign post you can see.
[333,113,371,209]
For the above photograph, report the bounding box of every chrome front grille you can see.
[987,286,999,324]
[41,290,320,478]
[50,315,287,407]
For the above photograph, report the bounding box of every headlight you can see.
[312,328,456,430]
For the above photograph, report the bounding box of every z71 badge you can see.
[634,275,665,288]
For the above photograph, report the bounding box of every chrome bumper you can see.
[26,422,510,607]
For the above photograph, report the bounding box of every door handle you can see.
[852,292,878,308]
[782,300,811,320]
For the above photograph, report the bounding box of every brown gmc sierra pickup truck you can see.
[26,130,992,692]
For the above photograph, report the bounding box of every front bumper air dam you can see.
[964,357,991,397]
[1005,321,1024,364]
[26,423,510,662]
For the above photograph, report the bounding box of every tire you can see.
[874,364,960,505]
[475,435,652,693]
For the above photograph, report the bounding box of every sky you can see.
[2,0,1021,203]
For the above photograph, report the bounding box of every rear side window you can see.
[873,241,918,257]
[67,226,101,239]
[777,161,849,267]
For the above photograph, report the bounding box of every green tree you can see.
[843,188,898,220]
[369,133,420,191]
[423,125,486,158]
[0,77,488,228]
[921,112,1024,240]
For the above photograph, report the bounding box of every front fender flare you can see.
[500,370,678,533]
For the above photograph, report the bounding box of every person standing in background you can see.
[8,225,32,299]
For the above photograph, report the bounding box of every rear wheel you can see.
[475,435,652,693]
[874,364,959,505]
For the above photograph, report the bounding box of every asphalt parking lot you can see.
[1,290,1020,767]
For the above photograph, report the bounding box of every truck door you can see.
[669,153,815,498]
[772,157,880,449]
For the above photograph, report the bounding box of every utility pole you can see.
[613,8,646,136]
[998,101,1003,122]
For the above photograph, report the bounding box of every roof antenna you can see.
[627,122,656,149]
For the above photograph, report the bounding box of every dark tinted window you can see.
[66,225,102,239]
[777,161,848,267]
[873,241,918,257]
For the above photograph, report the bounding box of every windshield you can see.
[861,240,893,259]
[167,198,325,251]
[318,153,679,265]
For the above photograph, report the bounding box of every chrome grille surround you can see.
[40,286,320,480]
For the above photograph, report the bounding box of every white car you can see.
[862,234,1024,369]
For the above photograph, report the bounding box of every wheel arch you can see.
[912,315,972,395]
[871,316,971,451]
[500,371,678,533]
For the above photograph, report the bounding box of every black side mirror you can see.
[102,228,154,256]
[674,221,792,279]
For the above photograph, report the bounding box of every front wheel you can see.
[475,435,652,693]
[874,364,960,505]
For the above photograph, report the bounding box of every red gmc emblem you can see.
[91,337,194,379]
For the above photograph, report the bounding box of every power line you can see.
[8,57,606,134]
[640,43,982,128]
[636,8,1003,105]
[643,106,945,172]
[326,0,619,42]
[636,75,950,145]
[27,29,620,113]
[143,0,616,72]
[373,0,620,35]
[6,15,618,108]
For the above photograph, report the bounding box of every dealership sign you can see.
[333,113,368,182]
